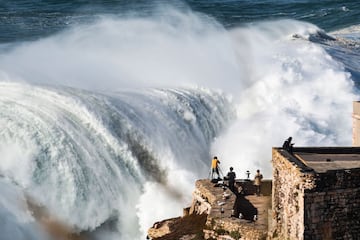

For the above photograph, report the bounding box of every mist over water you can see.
[0,6,358,240]
[0,9,240,91]
[212,20,355,177]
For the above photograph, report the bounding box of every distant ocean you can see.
[0,1,359,239]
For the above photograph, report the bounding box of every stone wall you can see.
[353,101,360,146]
[271,148,316,240]
[272,148,360,240]
[235,180,272,196]
[189,180,221,215]
[304,169,360,240]
[204,218,267,240]
[191,179,268,240]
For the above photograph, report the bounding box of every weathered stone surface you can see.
[147,218,178,239]
[147,214,207,240]
[149,179,270,240]
[270,148,314,240]
[149,146,360,240]
[271,147,360,240]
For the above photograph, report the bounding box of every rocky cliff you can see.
[147,179,271,240]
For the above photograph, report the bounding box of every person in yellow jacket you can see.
[211,156,221,179]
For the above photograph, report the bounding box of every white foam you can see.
[212,20,355,178]
[136,170,195,238]
[0,8,356,240]
[0,179,47,240]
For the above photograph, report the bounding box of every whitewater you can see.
[0,8,358,240]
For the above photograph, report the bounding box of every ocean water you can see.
[0,1,359,239]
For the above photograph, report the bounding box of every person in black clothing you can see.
[282,137,292,149]
[226,167,236,192]
[282,136,294,154]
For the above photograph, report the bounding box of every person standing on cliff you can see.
[282,137,292,150]
[254,169,263,196]
[282,136,294,154]
[226,167,236,192]
[211,156,221,179]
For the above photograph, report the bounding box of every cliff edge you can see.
[148,179,271,240]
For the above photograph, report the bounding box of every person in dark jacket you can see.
[226,167,236,192]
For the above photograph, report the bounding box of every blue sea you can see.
[0,1,359,239]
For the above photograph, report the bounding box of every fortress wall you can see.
[304,188,360,240]
[272,147,360,240]
[353,101,360,146]
[271,149,315,240]
[304,168,360,240]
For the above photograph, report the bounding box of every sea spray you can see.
[212,20,355,177]
[0,82,235,239]
[0,178,47,240]
[0,7,358,240]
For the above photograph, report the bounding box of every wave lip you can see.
[0,81,235,239]
[0,5,358,239]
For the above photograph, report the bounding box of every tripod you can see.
[208,165,224,180]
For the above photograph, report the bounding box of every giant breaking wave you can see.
[0,8,357,240]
